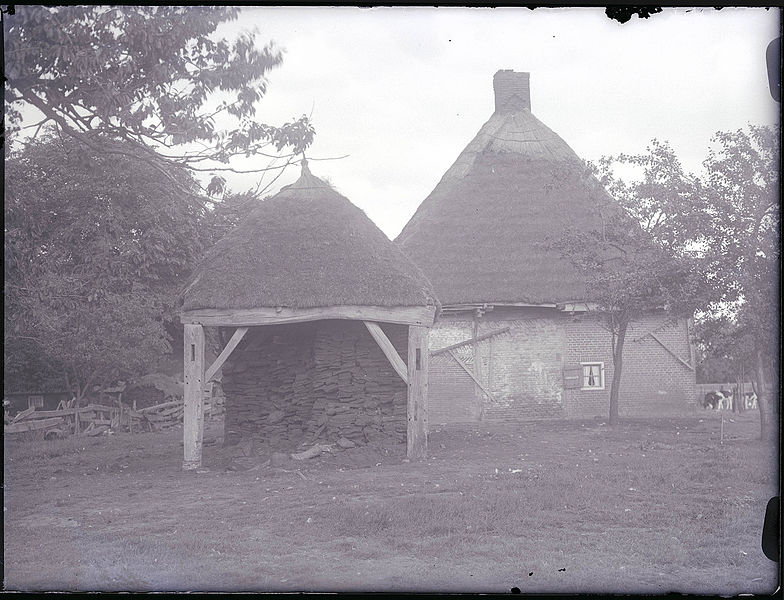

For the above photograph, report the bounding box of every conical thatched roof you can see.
[183,162,438,312]
[396,70,611,307]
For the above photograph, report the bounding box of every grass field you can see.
[3,411,779,593]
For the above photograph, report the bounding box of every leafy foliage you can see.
[4,132,205,398]
[198,190,261,251]
[555,143,707,424]
[556,126,779,437]
[697,125,779,437]
[4,6,315,196]
[699,126,779,347]
[695,316,756,385]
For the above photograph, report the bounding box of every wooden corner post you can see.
[407,325,429,459]
[183,323,206,471]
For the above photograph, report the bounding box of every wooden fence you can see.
[4,394,224,440]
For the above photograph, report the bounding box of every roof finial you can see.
[300,155,310,176]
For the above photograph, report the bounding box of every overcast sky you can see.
[216,7,779,239]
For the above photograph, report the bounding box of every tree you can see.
[198,189,261,251]
[4,131,204,409]
[699,125,779,439]
[554,143,706,425]
[4,6,314,197]
[695,316,757,411]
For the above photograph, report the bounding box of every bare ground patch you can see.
[3,413,778,593]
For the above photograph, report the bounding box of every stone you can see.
[223,430,242,447]
[227,457,256,472]
[238,438,255,457]
[336,437,356,449]
[270,452,292,467]
[267,410,285,424]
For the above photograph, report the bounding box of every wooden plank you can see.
[82,403,118,412]
[85,425,109,437]
[407,326,429,459]
[17,408,78,420]
[447,350,497,401]
[430,327,510,356]
[183,323,206,470]
[181,304,437,328]
[5,417,64,433]
[363,321,409,384]
[442,302,559,312]
[139,400,183,414]
[205,326,248,383]
[648,332,695,372]
[160,405,184,417]
[472,315,483,421]
[11,407,36,423]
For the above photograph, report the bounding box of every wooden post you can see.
[407,325,429,459]
[183,323,206,471]
[472,312,482,421]
[363,321,409,384]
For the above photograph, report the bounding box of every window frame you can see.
[27,395,44,409]
[579,362,605,391]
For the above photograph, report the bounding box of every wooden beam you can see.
[5,417,65,434]
[448,349,498,401]
[183,323,206,471]
[205,326,248,383]
[181,304,437,327]
[430,327,510,356]
[649,332,695,372]
[363,321,408,384]
[472,314,482,421]
[407,326,429,459]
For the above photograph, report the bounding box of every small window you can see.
[28,395,44,409]
[580,363,604,390]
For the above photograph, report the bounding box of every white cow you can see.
[702,389,734,410]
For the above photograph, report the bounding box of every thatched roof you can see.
[396,70,611,307]
[183,162,438,311]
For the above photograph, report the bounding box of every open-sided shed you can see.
[180,161,438,470]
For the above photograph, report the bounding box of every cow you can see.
[702,390,733,410]
[742,392,758,410]
[702,391,722,410]
[718,389,734,411]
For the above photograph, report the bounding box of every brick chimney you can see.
[493,70,531,113]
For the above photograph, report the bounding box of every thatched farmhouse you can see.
[180,161,438,469]
[396,70,696,423]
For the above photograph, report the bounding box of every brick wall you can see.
[617,315,696,416]
[493,70,531,112]
[428,308,695,422]
[563,313,615,418]
[480,309,566,420]
[429,320,475,423]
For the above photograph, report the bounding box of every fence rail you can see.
[4,394,224,439]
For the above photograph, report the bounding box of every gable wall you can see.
[428,308,695,423]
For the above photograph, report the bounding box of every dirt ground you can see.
[3,411,779,593]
